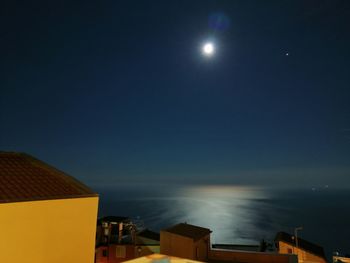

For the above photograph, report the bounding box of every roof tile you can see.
[163,223,211,241]
[0,152,97,203]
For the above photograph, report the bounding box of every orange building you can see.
[0,152,99,263]
[96,244,136,263]
[161,223,297,263]
[275,232,327,263]
[160,223,211,261]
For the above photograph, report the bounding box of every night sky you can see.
[1,1,350,188]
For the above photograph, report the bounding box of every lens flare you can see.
[209,12,230,32]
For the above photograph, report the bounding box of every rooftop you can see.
[162,223,211,241]
[0,152,97,203]
[275,231,326,260]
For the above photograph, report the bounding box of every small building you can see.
[95,216,136,263]
[96,216,133,246]
[95,216,160,263]
[275,231,327,263]
[0,152,99,263]
[160,223,296,263]
[160,223,211,261]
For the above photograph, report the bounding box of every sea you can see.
[93,183,350,261]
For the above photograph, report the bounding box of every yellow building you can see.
[275,232,327,263]
[160,223,211,261]
[161,223,297,263]
[0,152,99,263]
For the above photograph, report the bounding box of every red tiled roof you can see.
[0,152,97,203]
[163,223,211,241]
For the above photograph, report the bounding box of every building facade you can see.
[0,152,99,263]
[160,223,211,261]
[275,232,327,263]
[161,223,297,263]
[95,217,160,263]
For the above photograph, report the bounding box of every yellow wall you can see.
[160,231,194,259]
[278,241,327,263]
[193,235,210,261]
[160,232,211,261]
[0,197,98,263]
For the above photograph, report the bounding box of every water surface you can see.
[94,184,350,260]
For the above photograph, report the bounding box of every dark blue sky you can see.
[1,0,350,187]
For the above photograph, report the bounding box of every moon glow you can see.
[202,42,215,56]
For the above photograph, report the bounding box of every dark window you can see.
[288,248,293,254]
[111,224,118,235]
[103,249,108,257]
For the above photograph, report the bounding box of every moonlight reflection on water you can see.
[97,184,273,244]
[96,183,350,259]
[173,185,270,244]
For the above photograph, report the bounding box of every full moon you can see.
[202,42,215,56]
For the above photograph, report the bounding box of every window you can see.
[287,248,293,254]
[102,249,108,257]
